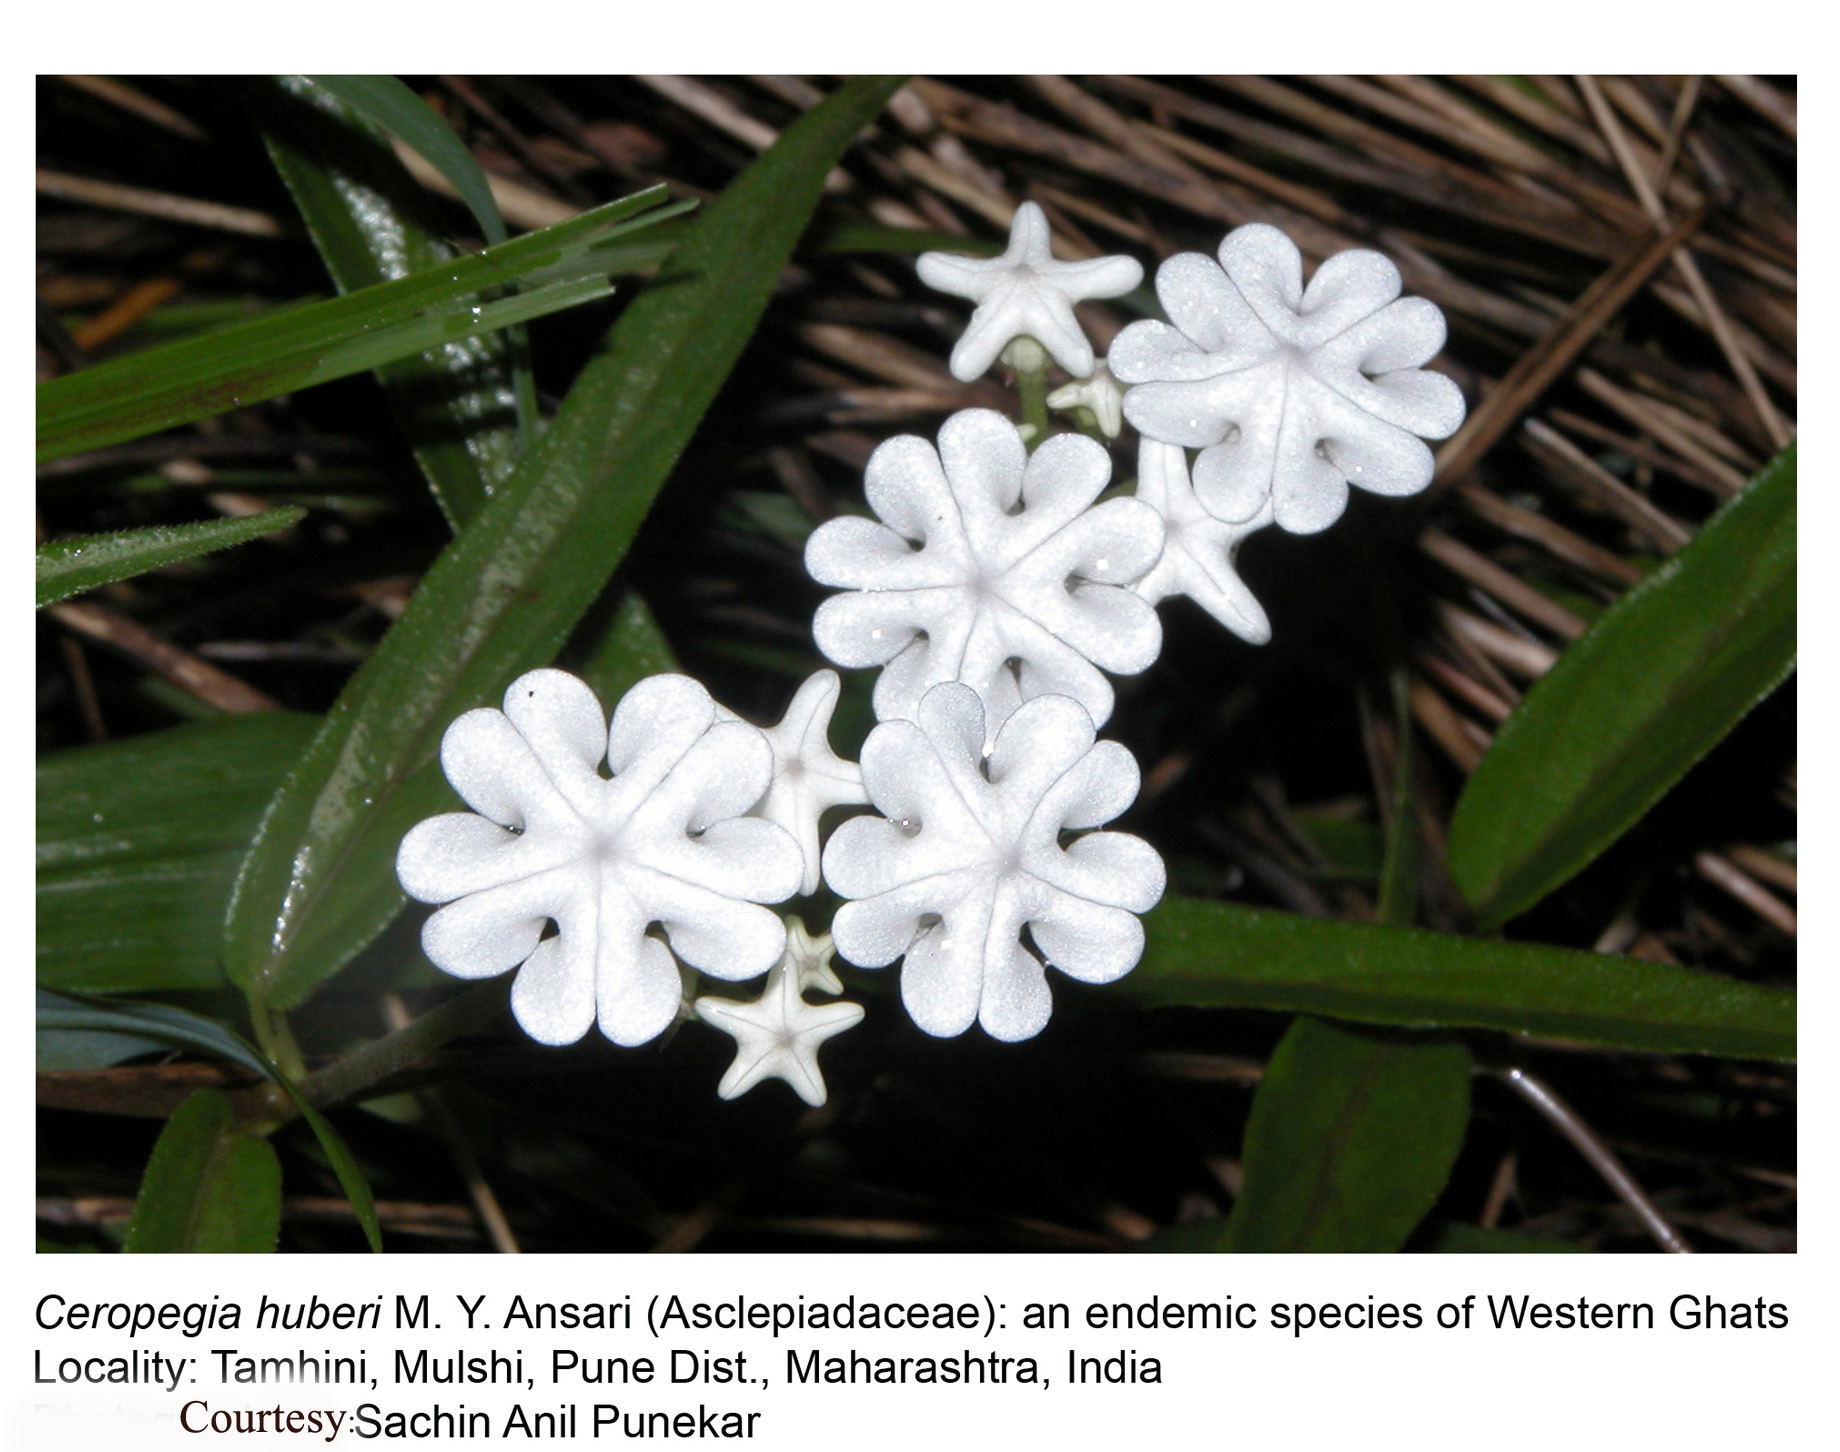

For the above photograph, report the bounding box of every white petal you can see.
[594,932,685,1048]
[1110,318,1227,385]
[397,812,562,903]
[937,408,1027,528]
[509,933,596,1046]
[438,707,571,829]
[500,668,609,813]
[1157,250,1267,361]
[976,938,1054,1043]
[1219,223,1306,335]
[1293,246,1401,346]
[419,871,560,979]
[1029,893,1145,985]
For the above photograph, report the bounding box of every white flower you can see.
[695,918,862,1106]
[1111,223,1466,536]
[779,913,846,996]
[806,409,1164,742]
[397,670,802,1048]
[823,683,1165,1042]
[748,670,868,897]
[918,201,1143,383]
[1046,357,1127,439]
[1131,439,1272,644]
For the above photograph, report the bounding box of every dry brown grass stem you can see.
[49,599,280,713]
[36,168,282,237]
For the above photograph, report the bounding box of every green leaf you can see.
[123,1090,282,1253]
[38,713,321,992]
[1130,896,1795,1060]
[1448,443,1796,927]
[35,989,170,1071]
[262,76,519,527]
[37,507,304,607]
[284,1090,383,1253]
[36,989,274,1079]
[223,76,907,1011]
[1422,1220,1593,1253]
[1220,1018,1470,1253]
[37,990,382,1252]
[37,186,681,463]
[305,77,508,244]
[284,75,541,453]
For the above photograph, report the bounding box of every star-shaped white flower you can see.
[1131,439,1272,644]
[695,922,863,1106]
[397,670,802,1048]
[823,683,1165,1042]
[1111,224,1466,535]
[781,913,846,996]
[918,201,1143,383]
[1047,357,1127,439]
[749,670,868,896]
[806,409,1165,743]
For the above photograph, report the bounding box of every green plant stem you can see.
[251,1005,305,1082]
[296,982,509,1112]
[1018,367,1049,447]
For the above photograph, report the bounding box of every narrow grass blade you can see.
[1219,1017,1471,1253]
[36,990,276,1079]
[223,77,906,1012]
[284,1090,383,1253]
[1448,443,1796,927]
[38,990,382,1251]
[36,987,195,1071]
[263,75,519,525]
[1131,896,1795,1060]
[294,75,538,446]
[37,507,303,607]
[123,1090,282,1253]
[306,77,508,244]
[37,186,678,463]
[38,713,321,993]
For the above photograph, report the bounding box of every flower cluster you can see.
[398,203,1464,1105]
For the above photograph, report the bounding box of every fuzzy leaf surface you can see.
[1132,897,1794,1060]
[37,508,303,607]
[38,714,321,993]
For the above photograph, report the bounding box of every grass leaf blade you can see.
[262,75,519,525]
[37,508,303,607]
[304,76,508,244]
[37,188,672,464]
